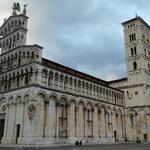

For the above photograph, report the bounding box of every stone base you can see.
[18,137,57,145]
[2,137,15,144]
[1,136,120,145]
[84,137,115,143]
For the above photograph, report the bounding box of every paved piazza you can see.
[0,144,150,150]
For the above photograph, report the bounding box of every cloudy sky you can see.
[0,0,150,81]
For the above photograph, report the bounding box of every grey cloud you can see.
[27,0,128,79]
[1,0,150,80]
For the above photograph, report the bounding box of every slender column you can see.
[36,69,42,85]
[46,72,49,87]
[56,104,60,140]
[116,114,119,140]
[44,102,49,137]
[56,75,59,90]
[135,114,138,141]
[146,114,150,143]
[67,105,70,138]
[110,113,113,138]
[77,105,84,138]
[105,112,107,138]
[33,71,37,85]
[20,102,25,137]
[67,79,69,92]
[110,112,113,137]
[93,107,99,139]
[3,105,9,137]
[120,114,124,139]
[84,108,88,138]
[112,112,115,139]
[69,80,72,92]
[68,103,75,139]
[36,101,45,138]
[75,105,77,137]
[47,100,56,138]
[12,103,17,143]
[100,109,106,138]
[51,76,54,89]
[98,111,101,138]
[22,102,32,138]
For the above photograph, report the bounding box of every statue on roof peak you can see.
[13,2,20,12]
[12,2,20,15]
[23,3,28,16]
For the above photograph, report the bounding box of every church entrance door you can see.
[114,130,117,142]
[16,124,20,144]
[143,134,147,142]
[0,118,5,143]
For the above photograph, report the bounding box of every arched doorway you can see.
[0,104,6,143]
[0,116,5,143]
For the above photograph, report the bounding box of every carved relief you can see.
[28,104,35,120]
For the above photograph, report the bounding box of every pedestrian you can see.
[137,137,139,144]
[79,140,82,146]
[75,140,79,146]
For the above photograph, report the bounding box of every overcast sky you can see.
[1,0,150,81]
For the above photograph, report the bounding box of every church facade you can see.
[0,4,149,145]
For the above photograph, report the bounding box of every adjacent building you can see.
[109,17,150,142]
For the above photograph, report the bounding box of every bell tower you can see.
[0,3,28,54]
[122,16,150,85]
[122,17,150,106]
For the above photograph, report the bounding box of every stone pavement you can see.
[0,143,150,150]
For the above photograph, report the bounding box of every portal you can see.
[0,119,5,143]
[16,124,20,144]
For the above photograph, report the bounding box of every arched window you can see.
[131,48,134,55]
[131,47,137,56]
[129,33,136,42]
[48,71,53,87]
[130,115,134,126]
[134,47,137,55]
[127,91,129,97]
[132,34,134,41]
[25,70,29,85]
[129,35,131,42]
[87,109,90,121]
[17,73,20,87]
[133,62,137,70]
[144,49,146,55]
[133,33,136,40]
[18,56,21,66]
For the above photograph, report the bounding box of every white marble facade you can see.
[0,4,149,145]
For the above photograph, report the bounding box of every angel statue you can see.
[23,3,28,15]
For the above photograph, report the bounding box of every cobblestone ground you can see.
[0,144,150,150]
[40,144,149,150]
